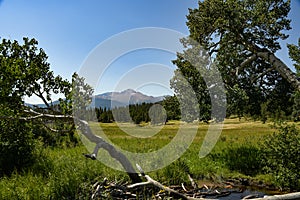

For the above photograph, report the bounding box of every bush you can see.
[261,125,300,190]
[0,119,36,176]
[32,123,79,148]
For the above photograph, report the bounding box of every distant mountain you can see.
[27,89,166,109]
[92,89,165,109]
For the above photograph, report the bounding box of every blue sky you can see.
[0,0,299,103]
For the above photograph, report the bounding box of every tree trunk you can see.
[76,119,142,183]
[254,46,300,91]
[21,109,142,183]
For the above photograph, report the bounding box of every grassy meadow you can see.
[0,118,295,199]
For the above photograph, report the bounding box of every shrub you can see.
[32,123,79,148]
[0,119,36,176]
[261,125,300,190]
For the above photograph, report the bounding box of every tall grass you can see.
[0,118,281,198]
[0,145,129,199]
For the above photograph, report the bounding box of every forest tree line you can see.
[87,86,299,124]
[88,96,181,124]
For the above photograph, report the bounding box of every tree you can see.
[0,37,72,175]
[171,47,211,122]
[288,38,300,75]
[0,37,141,183]
[162,95,181,120]
[148,103,167,125]
[172,0,299,120]
[189,0,299,87]
[288,39,300,120]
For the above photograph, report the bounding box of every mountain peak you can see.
[93,89,165,109]
[121,89,136,94]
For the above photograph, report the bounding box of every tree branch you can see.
[79,119,141,183]
[21,109,73,121]
[237,54,257,76]
[41,122,75,133]
[250,68,274,83]
[127,164,211,200]
[236,42,300,91]
[256,50,300,91]
[34,89,51,108]
[249,192,300,200]
[21,109,142,183]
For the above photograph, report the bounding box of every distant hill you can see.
[27,89,166,109]
[92,89,165,109]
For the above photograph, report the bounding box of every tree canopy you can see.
[0,37,93,174]
[171,0,300,121]
[0,37,142,182]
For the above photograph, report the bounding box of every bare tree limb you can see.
[41,122,75,133]
[188,173,198,189]
[129,164,213,200]
[250,192,300,200]
[79,119,141,183]
[256,50,300,91]
[2,108,141,183]
[235,43,300,92]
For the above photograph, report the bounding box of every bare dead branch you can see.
[182,183,188,192]
[41,122,75,133]
[250,192,300,200]
[188,173,198,189]
[130,164,212,200]
[7,108,142,183]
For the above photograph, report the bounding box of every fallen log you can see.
[127,164,215,200]
[248,192,300,200]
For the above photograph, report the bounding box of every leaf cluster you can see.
[261,125,300,190]
[0,37,93,175]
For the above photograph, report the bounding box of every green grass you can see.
[0,145,129,200]
[0,118,288,199]
[88,118,280,185]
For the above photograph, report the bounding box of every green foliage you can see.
[148,104,167,125]
[176,0,297,121]
[99,110,114,123]
[288,38,300,75]
[288,39,300,121]
[96,102,174,124]
[261,125,300,190]
[0,146,111,200]
[171,45,217,122]
[292,91,300,121]
[0,38,71,106]
[227,84,249,119]
[0,37,95,175]
[70,73,94,118]
[187,0,290,54]
[260,102,269,123]
[129,103,151,124]
[0,119,36,176]
[162,95,181,120]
